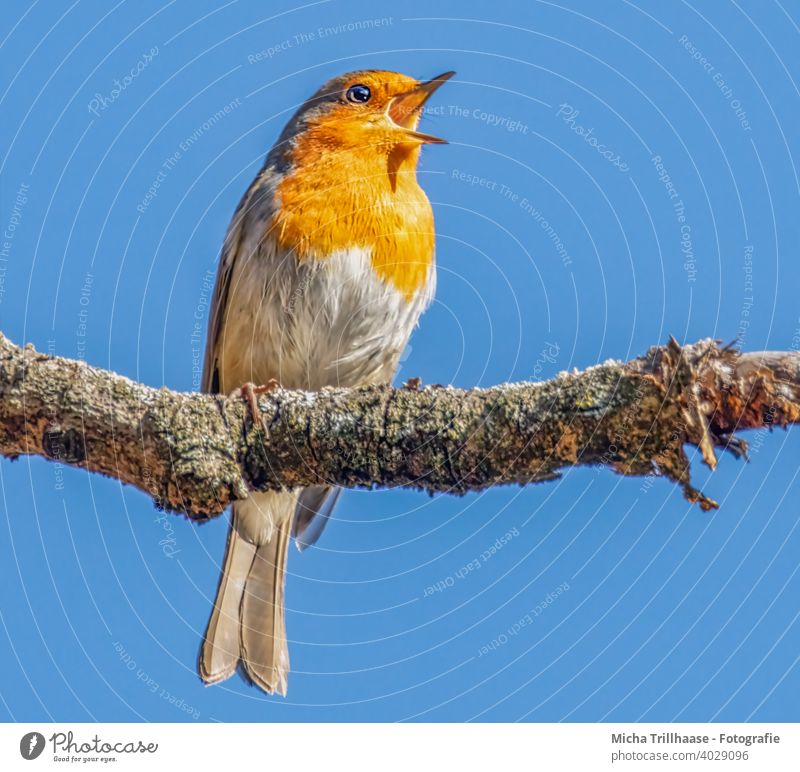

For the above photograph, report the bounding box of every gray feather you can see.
[293,486,342,550]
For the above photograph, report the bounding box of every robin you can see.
[199,69,454,694]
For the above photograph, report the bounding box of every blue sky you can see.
[1,0,799,722]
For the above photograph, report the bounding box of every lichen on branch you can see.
[0,333,797,518]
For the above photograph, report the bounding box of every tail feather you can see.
[199,492,295,695]
[199,514,256,684]
[240,522,291,694]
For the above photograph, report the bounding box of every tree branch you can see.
[1,333,797,518]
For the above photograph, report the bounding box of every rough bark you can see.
[0,333,797,518]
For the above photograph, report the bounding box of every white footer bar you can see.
[1,723,796,770]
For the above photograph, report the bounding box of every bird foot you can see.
[235,380,280,429]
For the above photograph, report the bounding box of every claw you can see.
[236,380,280,429]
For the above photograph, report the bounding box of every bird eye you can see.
[346,84,371,104]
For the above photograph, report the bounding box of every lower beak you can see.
[388,71,455,144]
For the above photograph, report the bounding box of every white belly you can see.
[219,242,434,391]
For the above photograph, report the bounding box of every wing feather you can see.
[293,486,342,550]
[202,171,268,395]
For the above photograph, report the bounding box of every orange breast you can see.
[271,135,435,299]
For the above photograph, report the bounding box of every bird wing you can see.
[202,173,263,395]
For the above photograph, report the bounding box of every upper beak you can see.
[387,71,455,144]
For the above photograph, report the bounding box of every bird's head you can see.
[272,69,455,162]
[266,70,454,297]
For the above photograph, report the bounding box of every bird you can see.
[198,69,454,695]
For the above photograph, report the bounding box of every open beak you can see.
[387,71,455,144]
